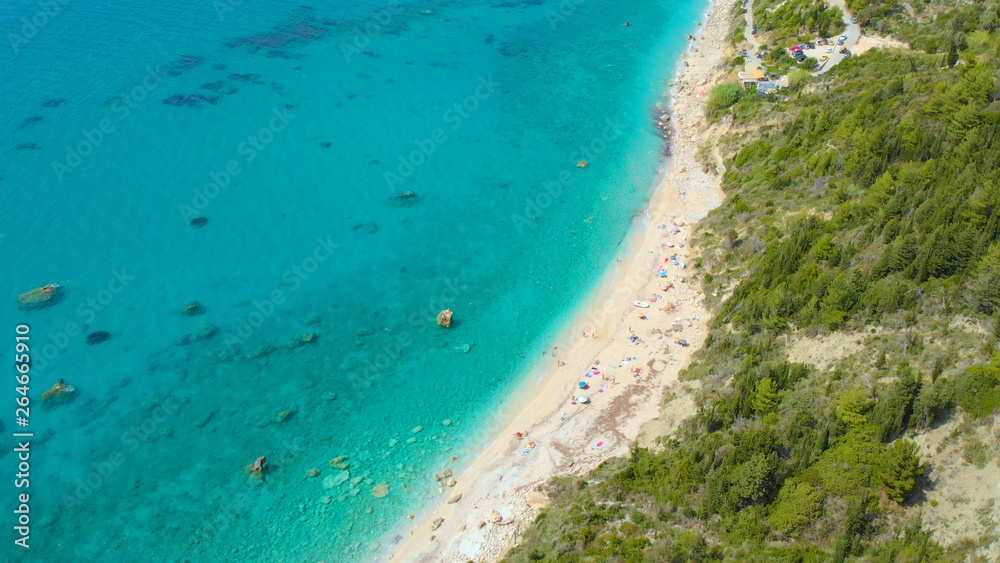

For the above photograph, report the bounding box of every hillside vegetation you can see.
[505,3,1000,562]
[753,0,845,42]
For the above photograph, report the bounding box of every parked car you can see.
[851,17,858,24]
[821,55,829,61]
[826,47,833,53]
[806,43,815,49]
[752,24,758,34]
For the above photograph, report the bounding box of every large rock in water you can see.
[323,470,350,489]
[437,309,453,327]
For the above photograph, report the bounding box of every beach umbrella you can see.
[578,381,588,389]
[577,395,590,404]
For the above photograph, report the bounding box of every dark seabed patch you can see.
[15,143,39,150]
[163,94,219,107]
[266,50,302,59]
[161,55,203,77]
[42,98,66,107]
[201,80,226,90]
[189,217,209,227]
[22,116,43,127]
[228,73,263,83]
[213,63,228,70]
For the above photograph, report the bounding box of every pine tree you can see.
[879,439,926,503]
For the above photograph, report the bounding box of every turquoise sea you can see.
[0,0,704,560]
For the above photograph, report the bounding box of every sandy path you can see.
[381,1,734,560]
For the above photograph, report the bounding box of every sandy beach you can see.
[385,2,734,560]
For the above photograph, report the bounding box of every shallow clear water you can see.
[0,0,704,560]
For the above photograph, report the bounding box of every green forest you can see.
[504,1,1000,561]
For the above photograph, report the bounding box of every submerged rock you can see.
[197,324,217,340]
[184,301,206,315]
[189,217,209,227]
[17,283,62,310]
[86,331,112,345]
[193,410,216,428]
[284,332,316,348]
[41,379,78,410]
[247,345,273,360]
[372,484,390,498]
[322,470,350,489]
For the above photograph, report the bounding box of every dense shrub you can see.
[953,363,1000,418]
[707,83,744,115]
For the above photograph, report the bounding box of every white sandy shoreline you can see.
[382,1,734,560]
